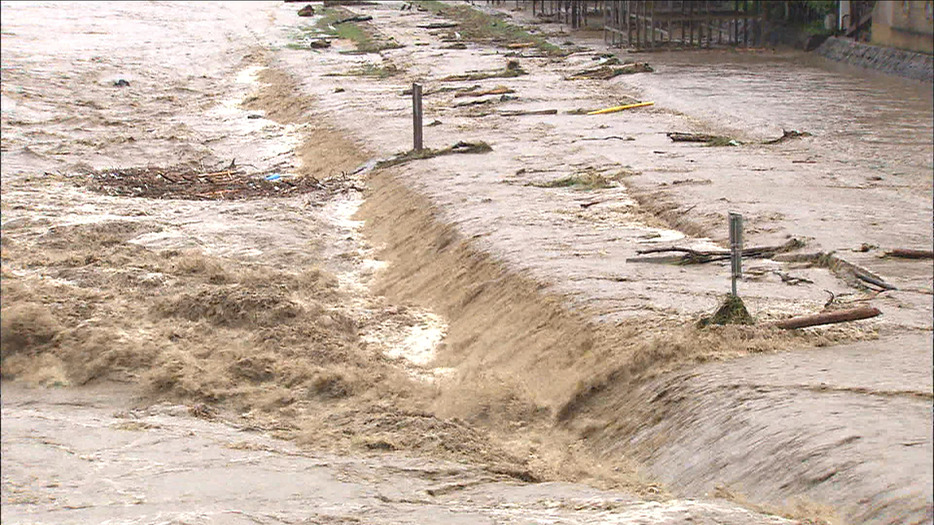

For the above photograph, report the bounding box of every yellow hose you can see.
[587,101,654,115]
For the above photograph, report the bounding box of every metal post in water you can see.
[412,82,423,152]
[729,212,743,296]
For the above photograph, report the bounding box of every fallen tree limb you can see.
[853,268,897,290]
[666,132,739,146]
[374,141,492,169]
[497,109,558,116]
[885,248,934,260]
[666,132,723,142]
[400,84,480,97]
[773,306,881,330]
[774,270,813,285]
[762,129,812,144]
[454,86,515,98]
[629,239,805,265]
[625,255,690,264]
[578,136,634,141]
[567,62,653,80]
[774,252,897,291]
[454,98,493,107]
[636,238,805,258]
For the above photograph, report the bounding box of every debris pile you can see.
[78,164,346,200]
[440,60,527,82]
[568,62,653,80]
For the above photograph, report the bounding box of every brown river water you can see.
[623,49,934,175]
[2,2,932,524]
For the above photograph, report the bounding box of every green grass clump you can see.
[293,7,401,54]
[697,295,754,327]
[704,136,741,147]
[414,1,563,56]
[346,62,401,78]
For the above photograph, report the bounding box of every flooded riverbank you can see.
[2,2,931,523]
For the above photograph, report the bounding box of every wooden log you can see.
[886,249,934,260]
[774,306,881,330]
[497,109,558,116]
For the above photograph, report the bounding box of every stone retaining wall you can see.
[817,36,933,82]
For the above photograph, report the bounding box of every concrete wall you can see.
[872,1,934,54]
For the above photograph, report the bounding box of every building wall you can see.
[872,1,934,54]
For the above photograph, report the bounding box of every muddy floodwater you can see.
[625,51,934,166]
[2,2,932,524]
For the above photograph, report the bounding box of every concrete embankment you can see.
[817,36,934,82]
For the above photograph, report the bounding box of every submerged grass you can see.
[294,7,402,54]
[414,1,563,56]
[326,62,401,78]
[530,171,618,190]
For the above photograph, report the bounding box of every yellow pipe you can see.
[587,101,654,115]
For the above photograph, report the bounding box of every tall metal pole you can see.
[412,83,423,151]
[729,212,743,296]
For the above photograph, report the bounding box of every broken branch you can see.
[567,62,653,80]
[885,249,934,260]
[636,238,804,258]
[497,109,558,117]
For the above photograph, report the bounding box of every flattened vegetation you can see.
[529,169,622,190]
[415,1,563,56]
[293,6,402,54]
[77,165,342,201]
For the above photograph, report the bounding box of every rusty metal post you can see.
[412,82,423,151]
[729,212,743,296]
